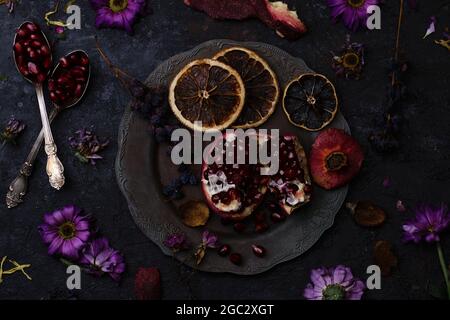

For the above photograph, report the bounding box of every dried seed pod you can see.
[374,240,397,276]
[179,200,210,227]
[346,201,386,227]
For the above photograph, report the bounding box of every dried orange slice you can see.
[169,59,245,131]
[283,73,338,131]
[214,47,279,128]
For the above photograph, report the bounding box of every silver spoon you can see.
[6,50,91,208]
[12,21,65,190]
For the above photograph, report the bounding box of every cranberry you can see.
[251,245,266,257]
[229,253,242,265]
[218,244,231,257]
[233,222,246,233]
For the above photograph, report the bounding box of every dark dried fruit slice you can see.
[213,47,279,128]
[374,240,397,276]
[346,201,386,227]
[179,200,210,227]
[310,128,364,190]
[169,59,245,131]
[283,73,338,131]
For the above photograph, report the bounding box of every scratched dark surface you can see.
[0,0,449,300]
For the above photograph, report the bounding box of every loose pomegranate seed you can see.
[218,244,231,257]
[251,244,266,257]
[233,222,246,233]
[255,222,269,233]
[271,212,286,223]
[229,253,242,265]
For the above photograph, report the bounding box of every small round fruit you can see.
[283,73,338,131]
[213,47,279,128]
[169,59,245,131]
[229,253,242,265]
[218,244,231,257]
[309,128,364,190]
[251,244,266,257]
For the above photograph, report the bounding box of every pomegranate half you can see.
[201,133,312,220]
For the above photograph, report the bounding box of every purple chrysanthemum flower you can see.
[80,237,126,281]
[304,265,365,300]
[402,204,450,243]
[163,233,189,252]
[68,128,109,165]
[327,0,379,31]
[38,205,91,260]
[89,0,147,34]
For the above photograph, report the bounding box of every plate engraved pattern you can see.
[116,40,349,275]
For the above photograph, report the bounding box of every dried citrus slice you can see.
[169,59,245,131]
[283,73,338,131]
[213,47,279,128]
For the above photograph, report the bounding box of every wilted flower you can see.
[80,237,126,281]
[0,117,26,145]
[89,0,148,34]
[303,265,365,300]
[38,205,92,260]
[195,231,219,265]
[163,233,189,252]
[327,0,379,31]
[403,204,450,243]
[68,128,109,165]
[331,35,365,79]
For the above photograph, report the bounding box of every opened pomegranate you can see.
[201,133,270,221]
[202,133,311,220]
[268,134,312,215]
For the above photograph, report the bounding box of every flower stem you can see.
[436,241,450,299]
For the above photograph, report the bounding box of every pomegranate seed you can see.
[14,42,23,54]
[40,45,50,56]
[69,54,79,63]
[251,244,266,257]
[31,40,42,48]
[74,84,83,97]
[233,222,246,233]
[75,76,87,83]
[36,73,46,83]
[59,57,70,68]
[229,253,242,265]
[27,62,39,74]
[49,91,59,103]
[80,56,89,66]
[17,28,27,38]
[25,23,38,33]
[43,58,52,70]
[255,222,269,233]
[218,244,230,257]
[304,185,312,193]
[271,212,286,223]
[28,50,37,60]
[70,68,85,78]
[19,65,29,77]
[29,33,40,40]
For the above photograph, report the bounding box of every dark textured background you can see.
[0,0,449,300]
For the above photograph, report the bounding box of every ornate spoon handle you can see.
[35,84,65,190]
[6,107,60,208]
